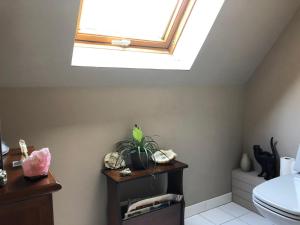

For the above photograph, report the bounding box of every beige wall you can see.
[0,86,243,225]
[244,9,300,165]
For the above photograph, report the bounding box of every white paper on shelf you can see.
[127,194,183,213]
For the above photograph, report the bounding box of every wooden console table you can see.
[0,147,62,225]
[103,161,188,225]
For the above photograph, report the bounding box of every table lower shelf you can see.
[122,202,182,225]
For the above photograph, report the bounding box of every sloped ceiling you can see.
[0,0,299,87]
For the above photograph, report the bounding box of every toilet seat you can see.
[253,195,300,221]
[253,174,300,221]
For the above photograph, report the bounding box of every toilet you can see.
[253,174,300,225]
[253,148,300,225]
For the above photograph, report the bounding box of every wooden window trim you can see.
[75,0,196,53]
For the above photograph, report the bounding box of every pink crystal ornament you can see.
[22,148,51,178]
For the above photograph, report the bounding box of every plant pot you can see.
[130,151,150,170]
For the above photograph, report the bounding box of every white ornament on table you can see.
[120,168,132,177]
[0,169,7,186]
[104,152,125,169]
[152,149,177,164]
[19,139,29,158]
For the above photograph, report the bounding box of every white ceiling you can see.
[0,0,299,87]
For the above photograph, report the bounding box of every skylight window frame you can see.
[75,0,196,53]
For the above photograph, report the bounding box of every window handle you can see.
[111,39,131,47]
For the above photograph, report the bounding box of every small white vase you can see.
[240,153,251,172]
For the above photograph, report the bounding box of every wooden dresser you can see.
[0,147,62,225]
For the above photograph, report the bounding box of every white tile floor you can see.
[185,202,273,225]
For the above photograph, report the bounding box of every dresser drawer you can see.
[0,194,53,225]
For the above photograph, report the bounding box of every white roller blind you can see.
[79,0,179,41]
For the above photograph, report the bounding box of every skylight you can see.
[72,0,225,70]
[76,0,196,51]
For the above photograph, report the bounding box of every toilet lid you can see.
[253,174,300,216]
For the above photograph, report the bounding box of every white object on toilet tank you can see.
[293,145,300,173]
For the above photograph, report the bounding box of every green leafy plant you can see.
[116,125,160,170]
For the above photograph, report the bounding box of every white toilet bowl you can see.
[253,174,300,225]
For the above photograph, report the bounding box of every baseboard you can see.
[185,192,232,218]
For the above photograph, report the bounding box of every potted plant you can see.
[116,125,160,170]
